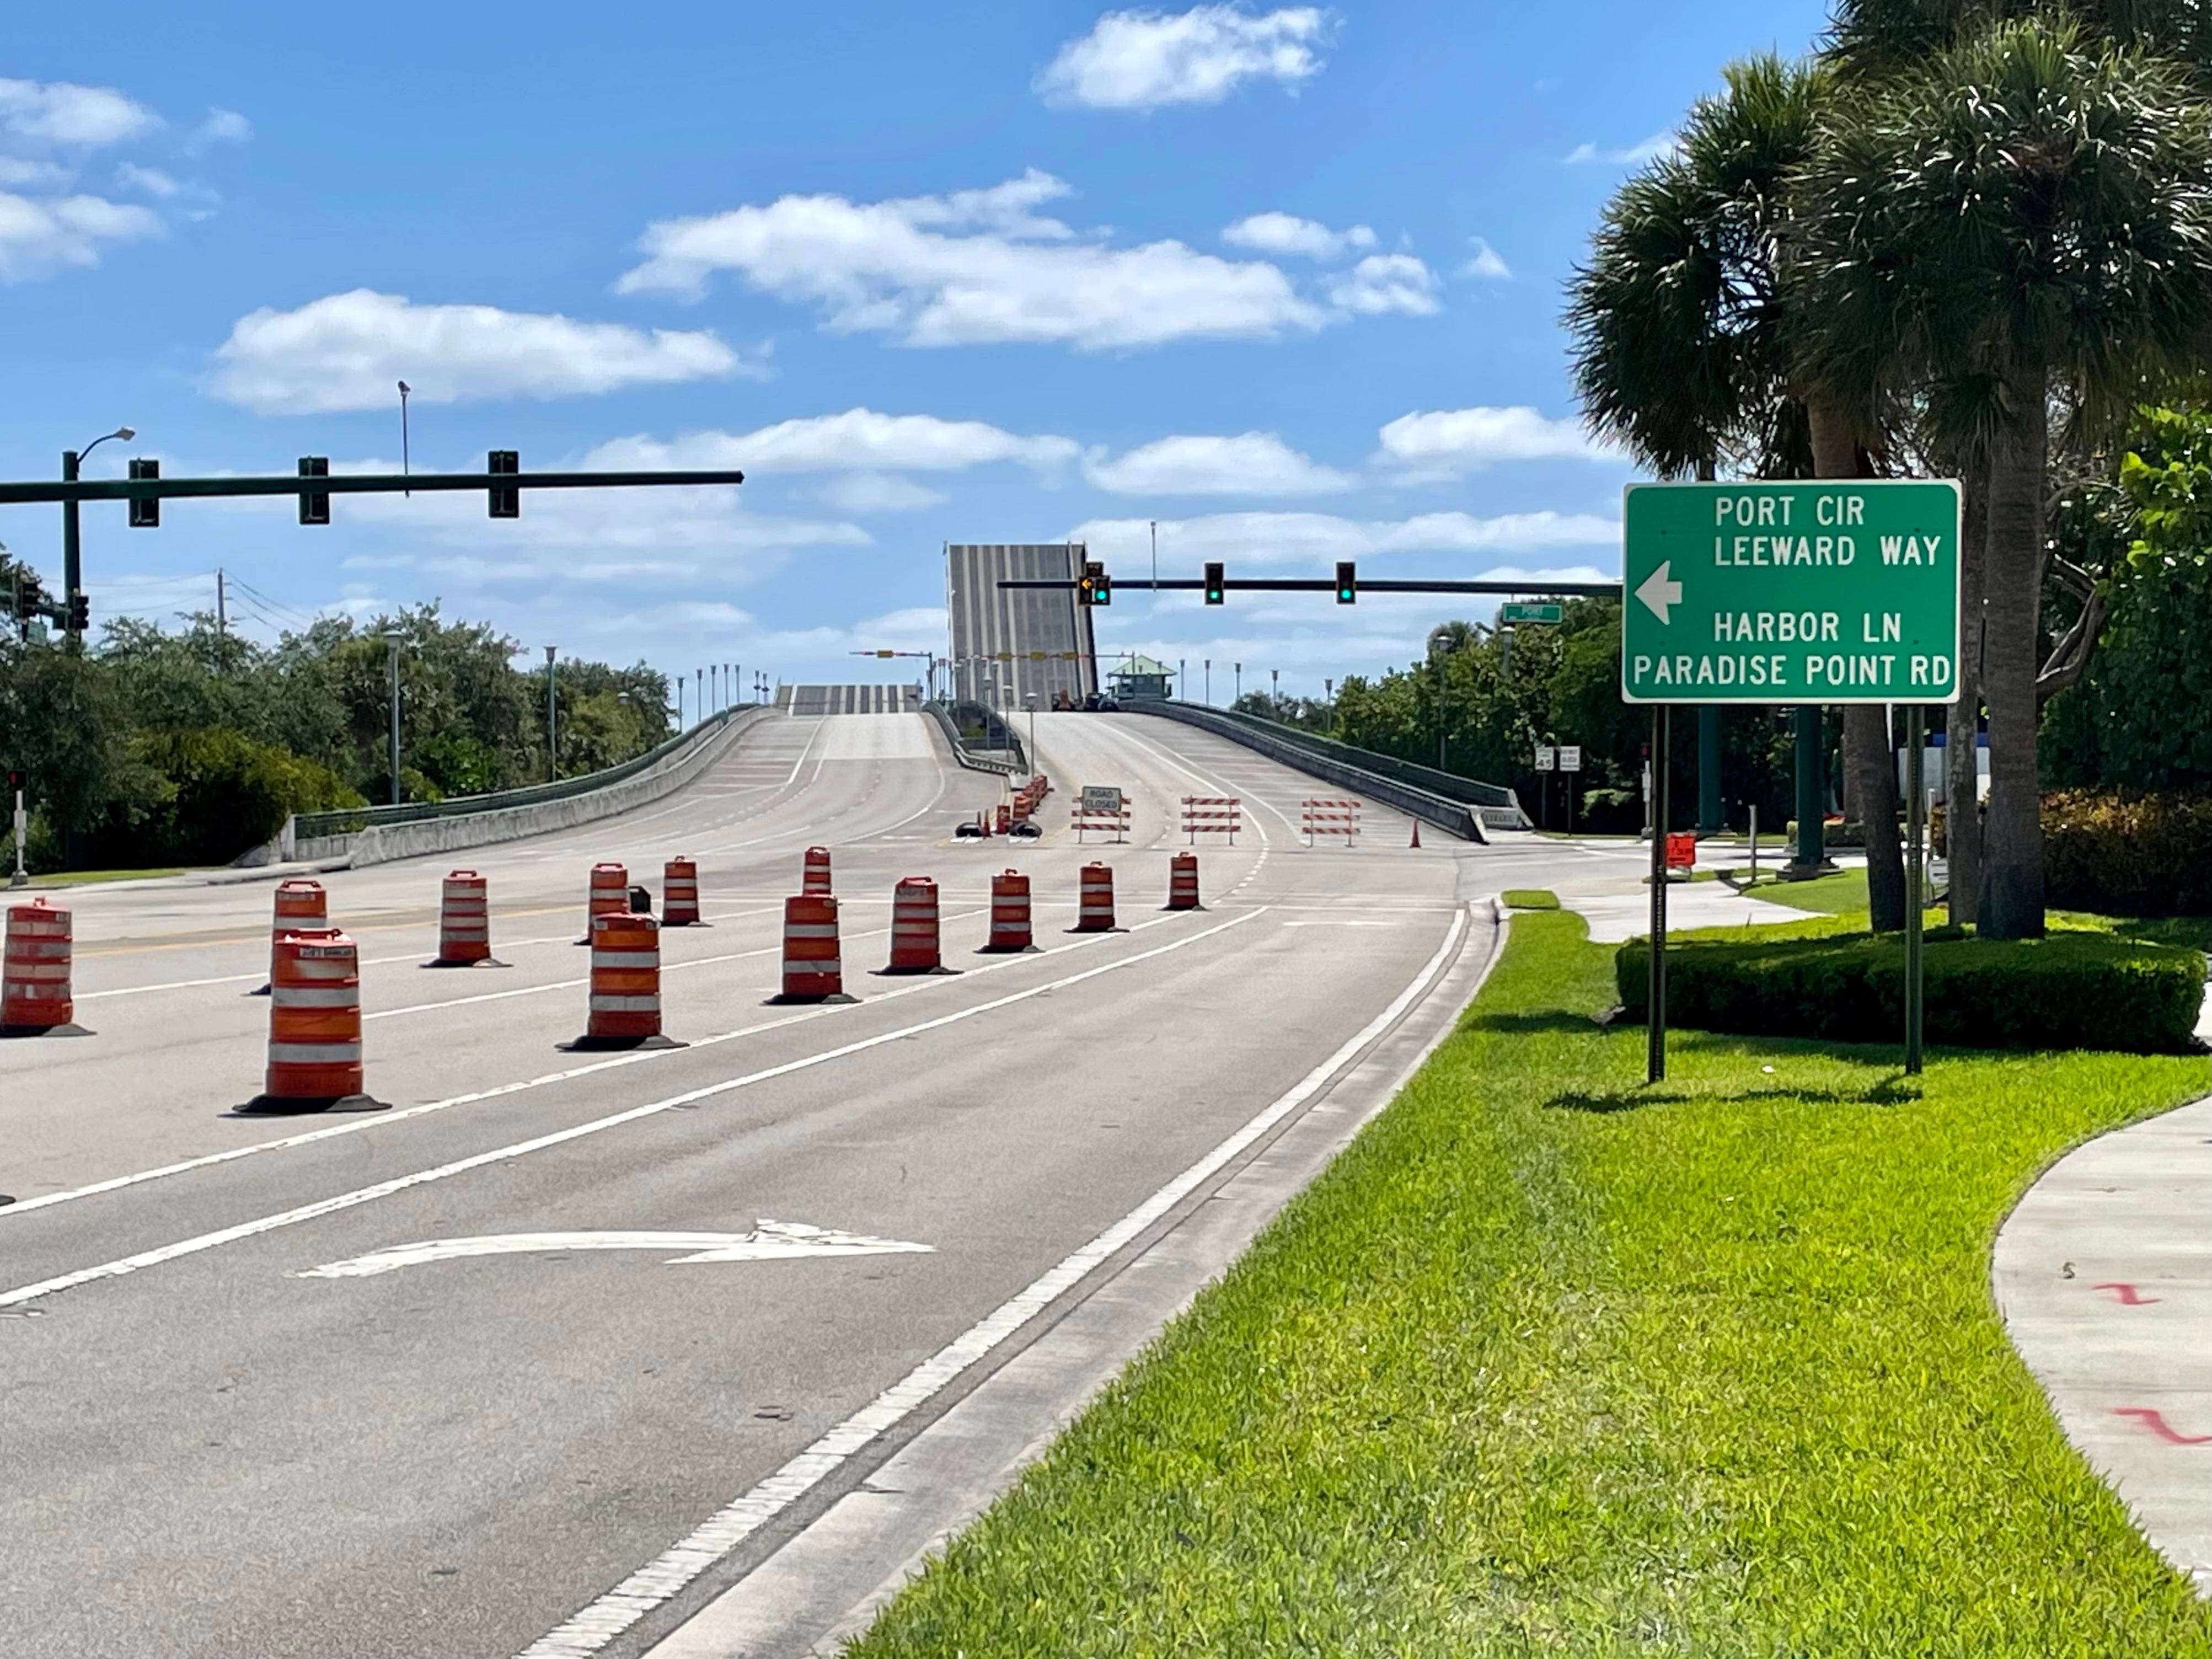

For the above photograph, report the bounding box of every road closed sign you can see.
[1621,480,1961,705]
[1080,785,1123,816]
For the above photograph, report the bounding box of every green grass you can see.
[26,866,192,886]
[850,910,2211,1658]
[1501,889,1560,910]
[1733,865,2211,954]
[1740,866,1875,913]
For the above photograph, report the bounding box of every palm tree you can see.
[1797,20,2212,938]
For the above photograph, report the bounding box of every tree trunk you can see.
[1946,460,1986,927]
[1978,374,2047,940]
[1807,399,1906,931]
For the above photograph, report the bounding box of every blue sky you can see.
[1,0,1831,706]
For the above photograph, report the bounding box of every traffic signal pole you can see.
[60,451,81,652]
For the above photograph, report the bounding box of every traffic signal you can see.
[298,456,330,525]
[1203,561,1225,605]
[128,458,160,527]
[66,590,89,634]
[10,571,41,625]
[1078,559,1112,606]
[1336,560,1356,603]
[489,449,519,518]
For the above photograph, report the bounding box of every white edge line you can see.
[0,909,1265,1312]
[516,901,1472,1659]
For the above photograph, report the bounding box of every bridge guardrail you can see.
[924,699,1027,777]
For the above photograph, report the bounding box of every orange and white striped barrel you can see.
[781,895,842,999]
[587,909,662,1040]
[264,927,363,1102]
[270,876,326,966]
[588,861,629,922]
[993,804,1011,835]
[663,857,701,926]
[887,877,941,972]
[802,845,832,897]
[985,870,1031,951]
[1075,862,1116,932]
[1167,851,1201,911]
[2,897,73,1030]
[435,869,490,964]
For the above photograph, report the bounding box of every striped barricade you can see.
[1300,798,1363,845]
[983,870,1033,951]
[778,895,846,1001]
[2,897,78,1035]
[1180,796,1241,843]
[1074,863,1117,932]
[1071,799,1132,844]
[663,857,703,926]
[248,927,378,1111]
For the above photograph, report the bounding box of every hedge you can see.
[2043,790,2212,916]
[1615,929,2206,1053]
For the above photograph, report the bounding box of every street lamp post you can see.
[1204,659,1212,705]
[1179,658,1186,700]
[1271,667,1278,711]
[1024,692,1037,768]
[383,629,406,805]
[61,425,134,650]
[1234,662,1242,704]
[544,645,558,778]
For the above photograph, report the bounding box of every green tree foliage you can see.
[0,602,673,871]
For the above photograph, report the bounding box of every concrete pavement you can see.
[0,707,1624,1657]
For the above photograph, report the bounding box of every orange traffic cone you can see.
[1410,819,1422,848]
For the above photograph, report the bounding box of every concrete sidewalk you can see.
[1994,1090,2212,1596]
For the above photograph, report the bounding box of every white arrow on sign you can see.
[1635,559,1683,625]
[298,1220,932,1280]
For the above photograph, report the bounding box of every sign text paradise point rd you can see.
[1620,480,1963,705]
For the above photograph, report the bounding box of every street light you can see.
[1024,692,1037,769]
[383,629,407,805]
[1204,659,1211,705]
[544,645,558,779]
[1234,662,1242,704]
[61,425,135,649]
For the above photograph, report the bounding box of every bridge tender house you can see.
[1627,491,1954,697]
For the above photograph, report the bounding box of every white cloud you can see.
[115,162,180,197]
[208,290,746,413]
[1375,406,1611,474]
[810,473,949,513]
[1083,432,1351,496]
[1036,6,1330,110]
[583,409,1079,475]
[1221,211,1374,260]
[1325,253,1438,317]
[618,170,1325,350]
[0,157,70,189]
[0,191,162,281]
[1458,237,1511,280]
[1067,509,1621,566]
[0,78,159,146]
[190,108,251,149]
[1564,132,1675,167]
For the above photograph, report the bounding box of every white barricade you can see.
[1300,797,1362,844]
[1180,796,1241,844]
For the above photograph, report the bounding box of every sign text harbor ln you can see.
[1620,480,1962,704]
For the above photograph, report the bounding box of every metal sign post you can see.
[1904,704,1925,1073]
[10,784,26,889]
[1646,708,1670,1083]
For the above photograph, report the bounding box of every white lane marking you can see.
[1281,919,1403,928]
[0,906,1195,1225]
[300,1221,931,1280]
[519,901,1472,1659]
[0,910,1263,1310]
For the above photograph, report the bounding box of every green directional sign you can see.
[1500,602,1563,624]
[1621,479,1962,705]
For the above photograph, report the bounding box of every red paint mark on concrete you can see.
[2093,1282,2161,1306]
[2112,1408,2212,1446]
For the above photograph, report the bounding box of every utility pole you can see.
[215,568,227,635]
[61,426,134,650]
[544,645,559,778]
[383,629,406,806]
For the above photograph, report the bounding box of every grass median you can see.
[849,903,2210,1658]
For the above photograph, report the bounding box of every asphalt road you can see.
[0,709,1632,1658]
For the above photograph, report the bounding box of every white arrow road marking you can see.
[1636,559,1683,624]
[298,1221,931,1280]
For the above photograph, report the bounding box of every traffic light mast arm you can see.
[0,467,747,506]
[997,576,1626,596]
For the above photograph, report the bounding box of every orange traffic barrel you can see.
[581,908,664,1045]
[256,877,328,992]
[253,927,373,1109]
[431,869,491,965]
[579,861,629,943]
[983,869,1033,952]
[663,857,701,926]
[886,877,942,972]
[993,803,1011,834]
[779,894,844,1000]
[1167,850,1201,911]
[802,845,832,897]
[1075,862,1116,932]
[2,897,77,1034]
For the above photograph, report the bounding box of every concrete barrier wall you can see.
[1126,703,1492,843]
[341,707,775,868]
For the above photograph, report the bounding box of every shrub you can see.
[1615,929,2205,1053]
[117,728,364,865]
[2043,789,2212,916]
